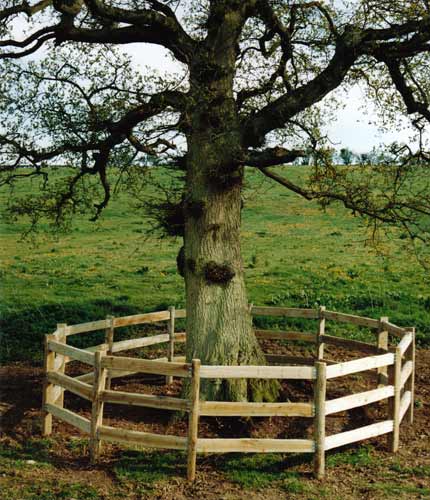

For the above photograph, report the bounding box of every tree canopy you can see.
[1,1,429,255]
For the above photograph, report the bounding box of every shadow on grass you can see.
[0,299,174,363]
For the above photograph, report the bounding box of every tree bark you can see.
[179,6,280,402]
[183,143,279,402]
[182,91,279,402]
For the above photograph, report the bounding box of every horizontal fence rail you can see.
[199,364,316,380]
[325,386,394,415]
[101,356,191,377]
[101,389,189,412]
[199,401,314,417]
[323,311,380,329]
[196,438,315,454]
[251,306,319,318]
[325,353,395,379]
[255,330,317,342]
[325,420,394,451]
[42,306,414,482]
[47,340,95,366]
[99,425,188,450]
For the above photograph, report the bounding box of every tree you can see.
[1,0,430,401]
[339,147,355,166]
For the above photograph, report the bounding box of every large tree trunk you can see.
[182,124,279,402]
[180,8,280,402]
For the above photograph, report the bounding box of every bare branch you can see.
[244,147,306,168]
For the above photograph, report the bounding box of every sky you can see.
[121,44,417,155]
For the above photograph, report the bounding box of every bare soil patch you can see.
[1,346,429,499]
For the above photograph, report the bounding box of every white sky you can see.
[122,44,418,155]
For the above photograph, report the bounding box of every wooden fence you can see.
[42,306,415,480]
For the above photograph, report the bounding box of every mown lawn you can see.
[1,165,429,362]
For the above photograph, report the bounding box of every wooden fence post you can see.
[55,323,67,408]
[42,334,56,436]
[317,306,326,360]
[377,317,389,387]
[187,359,201,481]
[105,316,114,390]
[166,306,175,385]
[388,346,401,452]
[90,350,107,463]
[313,361,326,479]
[405,327,415,424]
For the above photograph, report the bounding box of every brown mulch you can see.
[0,346,429,499]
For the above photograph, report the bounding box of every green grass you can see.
[366,482,430,498]
[1,166,429,362]
[0,438,53,464]
[219,453,305,490]
[390,462,430,478]
[326,445,376,468]
[0,481,100,500]
[113,450,186,492]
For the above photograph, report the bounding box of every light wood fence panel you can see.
[381,321,405,336]
[251,306,319,318]
[47,371,93,400]
[90,351,107,462]
[55,324,67,408]
[323,311,380,329]
[44,403,91,434]
[388,346,402,452]
[325,386,394,415]
[199,365,315,380]
[42,334,56,436]
[317,306,326,360]
[377,317,389,386]
[400,361,413,389]
[101,389,188,411]
[196,438,314,454]
[113,311,170,328]
[199,401,313,417]
[167,306,175,385]
[66,319,109,336]
[175,309,186,319]
[99,425,188,450]
[399,391,412,423]
[321,334,382,355]
[398,331,413,355]
[48,340,95,366]
[101,356,191,377]
[110,334,170,353]
[405,328,415,423]
[325,420,393,450]
[105,316,115,390]
[326,353,394,379]
[255,330,316,342]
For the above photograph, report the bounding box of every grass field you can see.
[1,165,429,362]
[1,165,430,500]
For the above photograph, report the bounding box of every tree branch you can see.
[244,147,306,168]
[384,58,430,123]
[242,15,430,148]
[241,35,357,147]
[78,0,195,63]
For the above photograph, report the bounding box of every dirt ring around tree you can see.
[42,306,415,481]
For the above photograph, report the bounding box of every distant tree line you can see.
[293,144,424,166]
